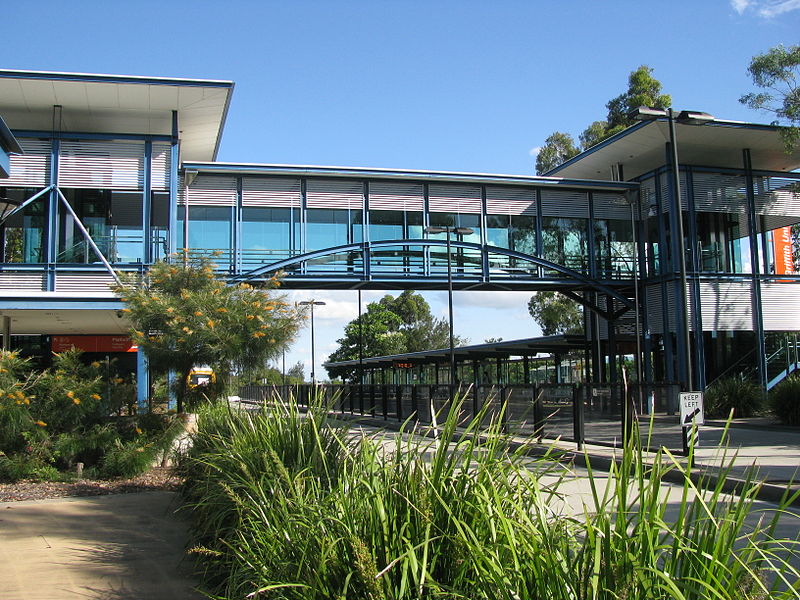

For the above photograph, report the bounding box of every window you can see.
[58,189,145,264]
[695,212,751,274]
[2,188,44,263]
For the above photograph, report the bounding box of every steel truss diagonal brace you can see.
[2,185,54,222]
[557,290,616,321]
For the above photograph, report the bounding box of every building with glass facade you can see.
[0,70,798,406]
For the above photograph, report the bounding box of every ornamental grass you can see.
[178,393,800,600]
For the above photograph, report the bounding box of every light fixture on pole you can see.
[628,106,714,392]
[425,225,474,389]
[298,300,326,384]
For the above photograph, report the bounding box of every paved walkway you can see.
[0,491,201,600]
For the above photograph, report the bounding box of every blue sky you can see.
[5,0,800,379]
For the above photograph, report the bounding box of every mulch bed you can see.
[0,467,182,502]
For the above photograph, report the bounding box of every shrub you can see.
[704,375,763,418]
[770,375,800,425]
[0,349,182,482]
[100,438,161,478]
[28,349,106,432]
[0,453,60,482]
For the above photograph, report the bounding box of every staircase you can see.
[766,333,800,390]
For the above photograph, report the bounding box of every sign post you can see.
[679,391,704,456]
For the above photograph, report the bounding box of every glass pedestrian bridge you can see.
[180,163,640,303]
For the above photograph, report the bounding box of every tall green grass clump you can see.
[704,374,764,418]
[770,375,800,425]
[179,393,800,599]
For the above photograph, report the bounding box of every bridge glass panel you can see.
[429,213,482,274]
[306,208,362,251]
[542,216,588,275]
[241,207,298,267]
[486,215,509,248]
[370,210,401,241]
[58,189,145,264]
[485,214,539,275]
[178,206,233,267]
[511,215,537,254]
[1,187,45,263]
[369,210,425,275]
[367,209,424,241]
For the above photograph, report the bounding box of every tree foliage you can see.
[527,291,583,336]
[535,65,671,174]
[604,65,671,133]
[740,43,800,151]
[326,290,467,381]
[740,44,800,273]
[535,132,580,175]
[115,255,303,411]
[245,361,305,386]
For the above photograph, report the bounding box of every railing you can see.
[239,382,684,452]
[197,243,642,283]
[57,231,146,264]
[705,332,800,391]
[766,332,800,389]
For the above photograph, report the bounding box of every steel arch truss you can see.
[234,239,634,320]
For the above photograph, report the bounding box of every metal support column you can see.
[2,315,10,351]
[744,149,768,389]
[169,110,179,257]
[45,136,60,291]
[136,349,149,414]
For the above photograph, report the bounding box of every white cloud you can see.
[731,0,800,16]
[759,0,800,15]
[457,290,531,310]
[731,0,751,13]
[529,146,542,157]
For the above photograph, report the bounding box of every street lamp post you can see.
[298,300,326,384]
[425,225,474,390]
[629,107,714,393]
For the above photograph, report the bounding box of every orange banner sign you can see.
[774,226,794,275]
[51,335,136,353]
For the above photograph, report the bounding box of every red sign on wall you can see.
[51,335,137,353]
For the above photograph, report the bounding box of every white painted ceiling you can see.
[0,70,234,162]
[548,120,800,180]
[0,308,131,336]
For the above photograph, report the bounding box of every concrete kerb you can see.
[324,410,800,509]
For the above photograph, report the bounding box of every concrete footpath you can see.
[0,491,202,600]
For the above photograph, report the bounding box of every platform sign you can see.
[679,392,704,426]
